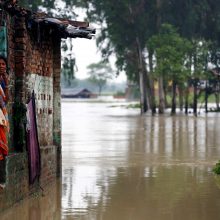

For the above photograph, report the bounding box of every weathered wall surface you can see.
[1,180,61,220]
[0,14,61,211]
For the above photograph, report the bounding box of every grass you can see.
[126,103,141,109]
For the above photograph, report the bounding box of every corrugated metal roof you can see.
[0,0,95,39]
[31,17,95,39]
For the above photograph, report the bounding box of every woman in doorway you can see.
[0,55,9,161]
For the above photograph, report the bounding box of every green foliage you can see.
[61,38,77,85]
[126,103,141,109]
[191,39,211,78]
[213,161,220,175]
[81,0,220,81]
[78,0,152,83]
[114,90,125,97]
[148,24,192,84]
[62,56,76,86]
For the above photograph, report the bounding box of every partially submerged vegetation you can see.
[213,161,220,175]
[109,103,140,109]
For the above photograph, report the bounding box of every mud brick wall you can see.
[0,14,62,211]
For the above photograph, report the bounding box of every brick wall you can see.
[0,14,62,211]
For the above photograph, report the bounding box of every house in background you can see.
[0,0,95,211]
[61,88,97,98]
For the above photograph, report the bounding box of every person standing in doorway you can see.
[0,55,9,161]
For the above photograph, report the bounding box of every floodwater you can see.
[2,100,220,220]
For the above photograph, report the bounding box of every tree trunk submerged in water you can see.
[157,0,165,114]
[179,86,184,111]
[148,51,156,114]
[215,92,220,110]
[158,76,165,114]
[136,37,148,113]
[185,86,189,114]
[171,80,177,114]
[215,81,220,110]
[139,69,148,113]
[193,82,198,116]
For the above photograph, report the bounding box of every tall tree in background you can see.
[76,0,155,113]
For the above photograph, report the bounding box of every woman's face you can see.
[0,59,6,75]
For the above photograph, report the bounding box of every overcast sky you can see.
[69,38,126,83]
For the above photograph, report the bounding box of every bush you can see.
[114,91,125,97]
[213,160,220,174]
[126,103,141,109]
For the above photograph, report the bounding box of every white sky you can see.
[70,38,126,83]
[55,2,126,83]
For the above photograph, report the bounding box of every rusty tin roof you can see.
[0,0,95,39]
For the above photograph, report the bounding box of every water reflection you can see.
[62,102,220,220]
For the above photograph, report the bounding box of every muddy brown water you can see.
[2,101,220,220]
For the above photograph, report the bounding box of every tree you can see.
[87,61,114,95]
[75,0,153,113]
[148,24,192,114]
[62,56,76,87]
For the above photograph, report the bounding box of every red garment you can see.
[0,126,8,160]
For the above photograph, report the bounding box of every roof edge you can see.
[0,0,96,39]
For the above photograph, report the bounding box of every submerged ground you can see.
[2,100,220,220]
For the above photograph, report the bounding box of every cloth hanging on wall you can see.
[26,91,41,184]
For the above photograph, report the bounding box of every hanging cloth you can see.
[26,91,41,184]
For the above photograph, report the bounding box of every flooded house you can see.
[0,0,95,211]
[61,88,96,98]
